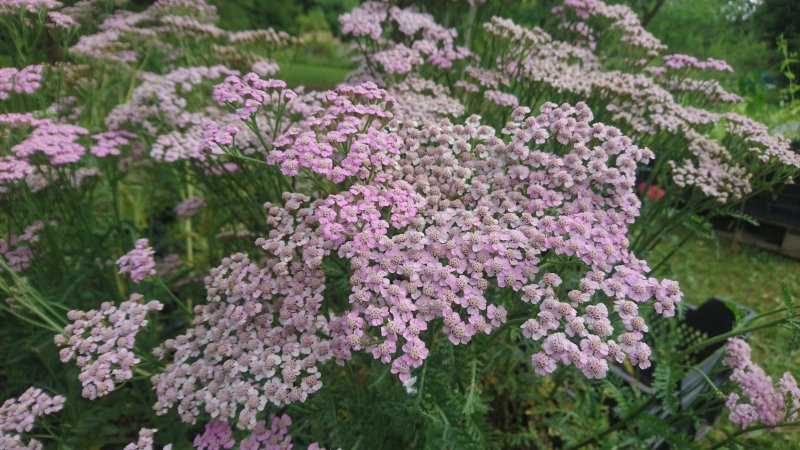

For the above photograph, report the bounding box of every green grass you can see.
[661,233,800,445]
[662,233,799,373]
[276,62,352,90]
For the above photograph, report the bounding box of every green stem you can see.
[677,318,789,360]
[707,420,800,450]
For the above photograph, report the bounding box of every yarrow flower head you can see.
[722,338,800,429]
[212,72,295,121]
[123,427,172,450]
[0,220,45,273]
[270,82,397,183]
[0,65,44,100]
[54,293,164,399]
[151,243,334,429]
[91,130,138,158]
[174,196,206,218]
[0,387,65,450]
[340,3,472,80]
[174,82,683,433]
[117,239,157,283]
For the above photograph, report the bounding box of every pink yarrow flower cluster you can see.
[663,54,734,73]
[211,73,295,121]
[0,65,44,100]
[722,338,800,429]
[168,80,683,433]
[151,238,334,428]
[0,387,65,450]
[0,220,45,273]
[194,415,327,450]
[54,294,164,399]
[117,239,157,283]
[90,130,138,158]
[270,82,397,183]
[123,427,172,450]
[174,196,206,218]
[340,3,472,79]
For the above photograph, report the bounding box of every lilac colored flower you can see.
[54,294,163,399]
[91,130,138,158]
[123,427,171,450]
[0,387,65,449]
[174,196,205,218]
[0,65,43,99]
[239,414,292,450]
[722,338,800,429]
[117,239,157,283]
[0,220,44,273]
[194,419,236,450]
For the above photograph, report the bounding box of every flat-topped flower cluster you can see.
[182,73,684,428]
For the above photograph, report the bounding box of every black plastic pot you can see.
[608,297,754,447]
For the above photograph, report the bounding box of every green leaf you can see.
[653,364,678,414]
[781,282,795,315]
[722,209,759,227]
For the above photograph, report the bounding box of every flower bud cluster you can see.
[90,130,138,158]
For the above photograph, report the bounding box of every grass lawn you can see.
[276,61,352,90]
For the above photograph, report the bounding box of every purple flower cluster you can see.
[11,121,89,165]
[0,387,65,449]
[194,419,236,449]
[484,90,519,108]
[0,0,61,15]
[722,338,800,429]
[0,220,44,273]
[663,54,734,73]
[90,130,138,158]
[269,82,397,182]
[168,81,684,429]
[389,76,464,125]
[174,196,206,218]
[558,0,666,56]
[239,414,292,450]
[0,65,43,100]
[123,427,172,450]
[69,0,294,65]
[211,73,295,121]
[473,9,800,207]
[340,3,472,79]
[54,294,164,399]
[194,415,327,450]
[46,10,77,28]
[151,242,333,428]
[117,239,157,283]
